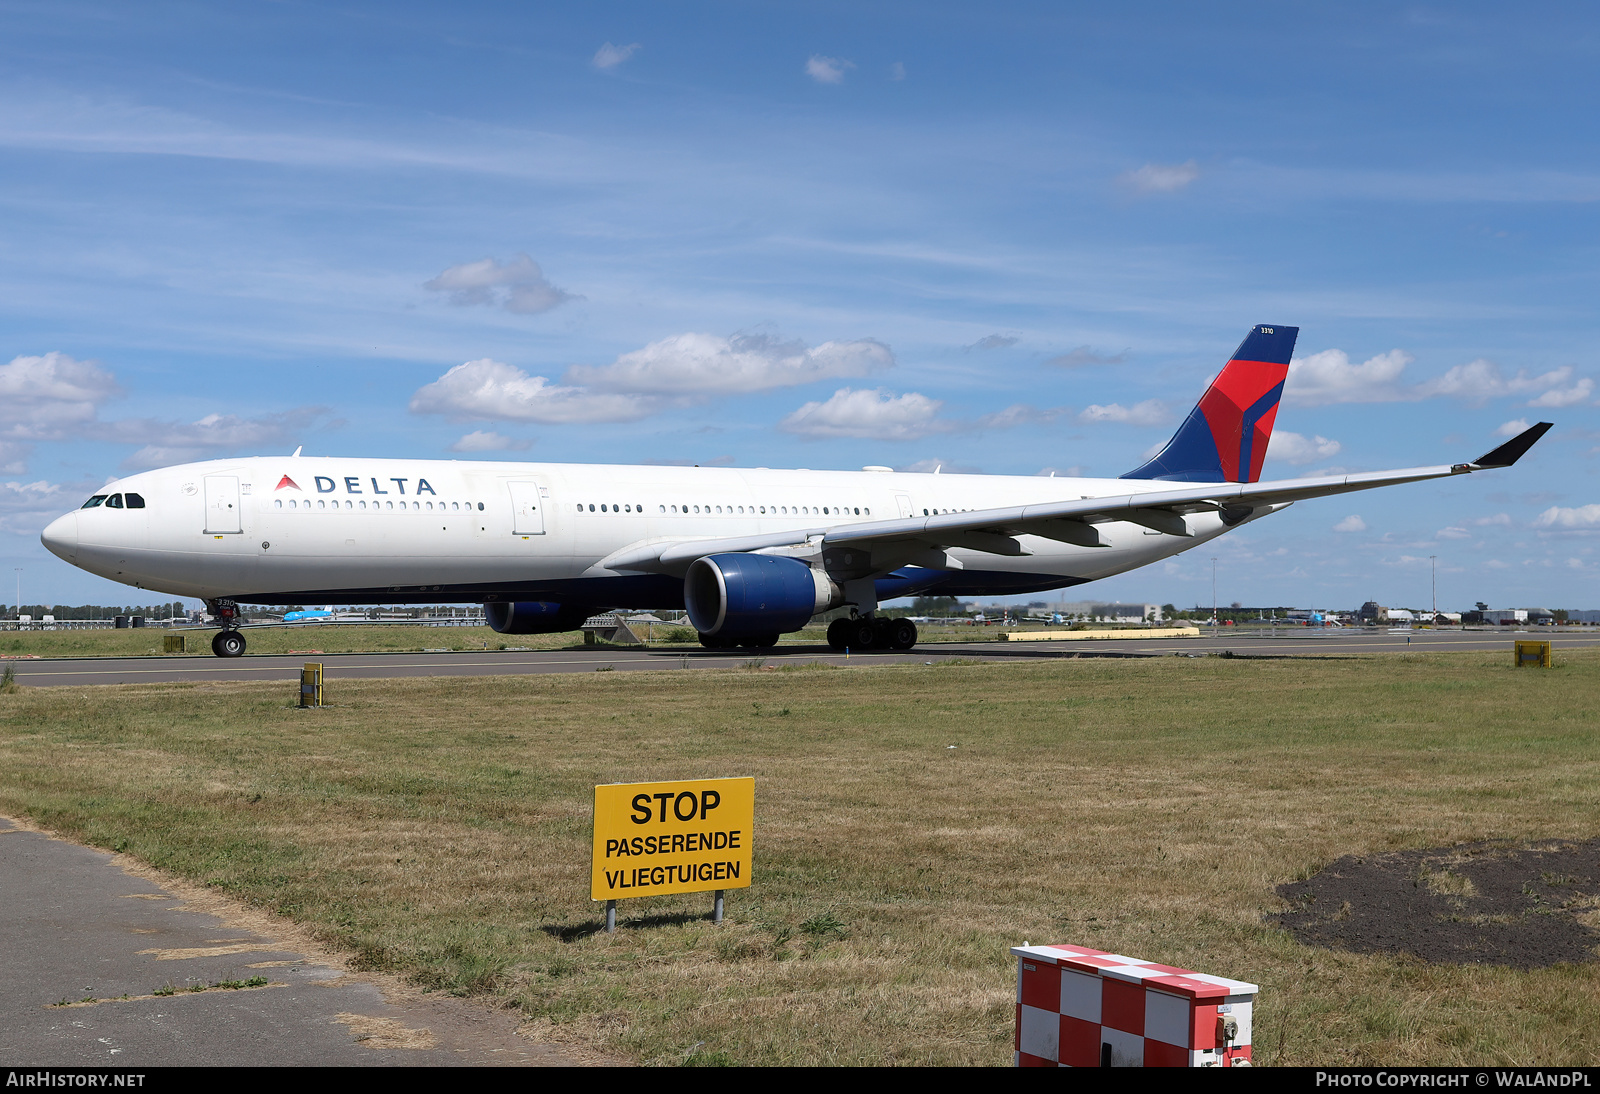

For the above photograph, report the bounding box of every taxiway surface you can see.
[5,629,1594,688]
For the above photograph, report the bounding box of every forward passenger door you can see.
[508,481,546,535]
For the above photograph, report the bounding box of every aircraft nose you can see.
[41,511,78,562]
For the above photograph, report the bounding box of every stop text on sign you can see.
[591,777,754,901]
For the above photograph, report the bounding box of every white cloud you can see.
[410,358,658,424]
[889,61,906,81]
[566,332,891,395]
[1496,418,1531,436]
[1268,430,1342,465]
[0,352,119,440]
[110,408,331,470]
[898,457,981,474]
[592,42,640,70]
[966,334,1018,351]
[978,404,1062,429]
[1044,346,1128,367]
[449,430,531,453]
[1473,512,1512,526]
[1526,376,1594,407]
[1568,557,1585,569]
[0,478,72,535]
[806,55,855,84]
[1284,349,1414,406]
[1078,400,1170,426]
[1534,504,1600,529]
[1118,160,1199,194]
[1285,349,1590,408]
[780,388,947,440]
[0,442,28,474]
[1417,360,1582,404]
[1437,526,1471,539]
[422,254,578,315]
[1334,515,1367,533]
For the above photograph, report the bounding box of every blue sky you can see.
[2,1,1597,612]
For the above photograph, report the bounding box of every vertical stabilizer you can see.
[1121,324,1298,482]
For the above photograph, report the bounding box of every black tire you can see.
[212,630,246,658]
[887,619,918,650]
[848,619,878,650]
[751,633,779,649]
[826,618,851,651]
[698,632,723,649]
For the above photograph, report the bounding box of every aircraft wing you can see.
[598,423,1551,573]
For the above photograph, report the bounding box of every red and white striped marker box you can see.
[1011,943,1256,1067]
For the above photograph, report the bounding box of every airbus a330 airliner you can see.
[40,326,1551,657]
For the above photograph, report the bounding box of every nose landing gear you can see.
[204,598,247,658]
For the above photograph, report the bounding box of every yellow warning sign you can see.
[591,777,753,901]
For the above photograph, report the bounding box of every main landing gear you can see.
[826,616,917,652]
[205,598,247,658]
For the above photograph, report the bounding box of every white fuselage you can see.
[40,456,1260,606]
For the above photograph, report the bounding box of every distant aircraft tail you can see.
[1122,324,1298,482]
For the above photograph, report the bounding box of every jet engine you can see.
[484,601,592,634]
[684,553,841,638]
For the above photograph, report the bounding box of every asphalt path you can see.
[0,815,608,1067]
[6,629,1596,687]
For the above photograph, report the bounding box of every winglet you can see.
[1462,422,1553,470]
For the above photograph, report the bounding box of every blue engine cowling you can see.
[685,553,831,637]
[485,601,592,634]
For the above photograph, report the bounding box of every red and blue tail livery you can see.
[1122,324,1298,483]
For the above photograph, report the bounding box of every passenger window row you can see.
[81,493,145,509]
[577,502,872,517]
[273,499,485,512]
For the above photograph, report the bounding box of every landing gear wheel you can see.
[212,630,246,658]
[698,632,739,649]
[826,618,851,651]
[886,619,918,651]
[740,634,779,649]
[846,618,877,650]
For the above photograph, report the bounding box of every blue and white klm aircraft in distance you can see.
[41,326,1551,657]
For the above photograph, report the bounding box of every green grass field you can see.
[0,620,1011,658]
[1,650,1596,1065]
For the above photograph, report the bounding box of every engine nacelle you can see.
[685,553,841,637]
[484,601,591,634]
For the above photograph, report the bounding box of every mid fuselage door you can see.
[204,475,242,533]
[896,494,914,519]
[509,481,546,535]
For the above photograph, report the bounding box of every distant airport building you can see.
[1047,601,1164,623]
[1482,609,1529,625]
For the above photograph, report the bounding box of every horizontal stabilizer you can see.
[1467,422,1553,469]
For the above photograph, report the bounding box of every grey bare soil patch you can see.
[1271,839,1600,969]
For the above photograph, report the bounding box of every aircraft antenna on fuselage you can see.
[291,445,303,457]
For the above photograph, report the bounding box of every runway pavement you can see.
[5,628,1595,687]
[0,815,607,1067]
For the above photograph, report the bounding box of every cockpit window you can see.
[81,495,108,508]
[105,494,124,508]
[124,493,145,508]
